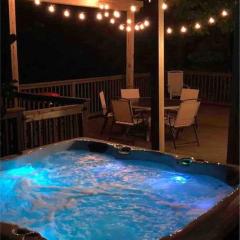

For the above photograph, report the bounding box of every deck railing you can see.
[1,93,89,157]
[18,71,231,115]
[184,71,232,105]
[19,73,150,114]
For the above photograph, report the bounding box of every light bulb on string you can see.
[113,11,121,18]
[144,20,150,27]
[126,26,132,32]
[194,22,201,30]
[34,0,41,6]
[96,13,103,20]
[127,19,132,24]
[130,5,137,12]
[110,18,115,24]
[208,17,215,24]
[48,5,55,13]
[140,23,145,30]
[104,4,109,10]
[221,10,228,17]
[162,3,168,10]
[63,9,70,18]
[180,26,187,33]
[166,27,173,34]
[104,12,110,18]
[135,25,140,31]
[79,12,85,20]
[119,24,125,31]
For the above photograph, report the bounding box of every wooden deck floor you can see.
[86,104,229,164]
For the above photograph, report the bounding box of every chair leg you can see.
[100,117,108,134]
[176,128,181,139]
[193,125,200,146]
[195,116,199,129]
[169,126,176,149]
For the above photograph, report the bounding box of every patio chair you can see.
[165,100,200,149]
[99,91,113,134]
[180,88,199,101]
[167,71,184,99]
[121,88,140,99]
[111,99,146,139]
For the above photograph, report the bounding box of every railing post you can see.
[71,83,76,97]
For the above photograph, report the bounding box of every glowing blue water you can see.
[0,150,233,240]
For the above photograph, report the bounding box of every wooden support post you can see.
[8,0,19,91]
[126,11,135,88]
[158,0,165,151]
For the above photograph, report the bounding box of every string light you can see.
[34,0,41,6]
[48,5,55,13]
[99,4,104,10]
[96,13,103,20]
[119,24,125,31]
[126,26,132,32]
[78,12,85,20]
[113,11,121,18]
[144,20,150,27]
[140,23,145,30]
[180,26,187,33]
[104,4,109,10]
[110,18,115,24]
[130,5,137,12]
[135,25,140,31]
[221,10,228,17]
[63,9,70,18]
[166,27,173,34]
[127,19,132,24]
[104,11,110,18]
[194,22,201,30]
[208,17,215,24]
[162,3,168,10]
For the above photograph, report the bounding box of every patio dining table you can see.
[129,98,180,142]
[130,97,180,111]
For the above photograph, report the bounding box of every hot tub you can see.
[0,139,239,240]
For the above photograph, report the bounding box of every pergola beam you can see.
[31,0,143,11]
[158,0,165,151]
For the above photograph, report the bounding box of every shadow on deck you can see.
[86,104,229,164]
